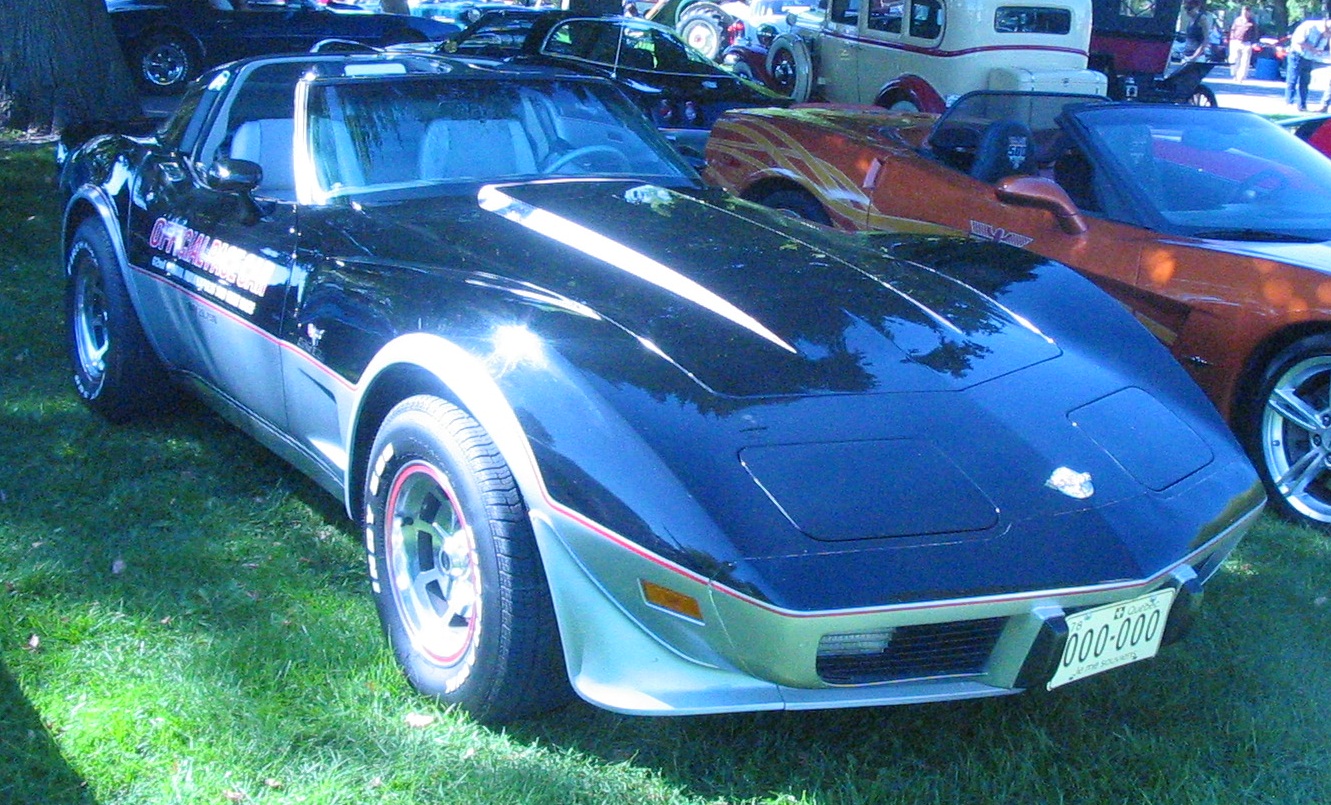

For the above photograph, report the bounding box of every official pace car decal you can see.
[147,217,281,315]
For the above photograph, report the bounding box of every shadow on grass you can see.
[0,657,96,805]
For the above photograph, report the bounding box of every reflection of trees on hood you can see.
[303,181,1049,416]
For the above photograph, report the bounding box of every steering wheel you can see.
[543,145,631,175]
[1233,168,1290,203]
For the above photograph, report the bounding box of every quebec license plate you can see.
[1047,588,1176,690]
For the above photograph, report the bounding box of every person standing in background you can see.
[1286,4,1331,111]
[1178,0,1215,63]
[1229,6,1258,82]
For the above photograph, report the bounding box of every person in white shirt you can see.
[1285,3,1331,111]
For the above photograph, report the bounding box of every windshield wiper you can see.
[1190,228,1322,243]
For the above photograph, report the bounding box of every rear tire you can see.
[1187,85,1217,107]
[66,219,172,422]
[1242,334,1331,530]
[756,188,832,226]
[364,395,570,723]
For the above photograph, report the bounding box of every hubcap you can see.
[1262,355,1331,522]
[684,23,718,57]
[772,54,796,94]
[144,44,188,87]
[385,461,480,665]
[72,260,110,392]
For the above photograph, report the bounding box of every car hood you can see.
[351,179,1061,397]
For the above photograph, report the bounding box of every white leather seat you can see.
[230,119,295,200]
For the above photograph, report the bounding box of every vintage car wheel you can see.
[135,33,198,95]
[765,35,812,101]
[1248,335,1331,528]
[65,220,171,422]
[1188,85,1217,107]
[727,59,755,80]
[677,6,726,61]
[756,188,832,225]
[364,395,569,723]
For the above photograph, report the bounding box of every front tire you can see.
[66,219,171,422]
[1244,335,1331,529]
[364,395,569,723]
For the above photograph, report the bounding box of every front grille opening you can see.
[816,617,1006,684]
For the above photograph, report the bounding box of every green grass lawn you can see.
[3,142,1331,804]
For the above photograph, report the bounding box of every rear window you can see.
[994,6,1072,34]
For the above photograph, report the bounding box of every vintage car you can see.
[438,8,787,149]
[107,0,459,94]
[728,0,1107,111]
[58,54,1262,723]
[1088,0,1217,106]
[625,0,745,60]
[707,91,1331,528]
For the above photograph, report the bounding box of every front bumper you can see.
[533,487,1262,716]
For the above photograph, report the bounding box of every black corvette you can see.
[58,50,1263,723]
[107,0,458,94]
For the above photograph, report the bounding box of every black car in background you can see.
[438,8,786,152]
[108,0,459,93]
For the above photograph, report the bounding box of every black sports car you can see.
[439,8,787,141]
[107,0,459,93]
[58,50,1263,723]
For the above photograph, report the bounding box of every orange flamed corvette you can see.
[706,92,1331,529]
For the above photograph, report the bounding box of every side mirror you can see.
[207,157,263,195]
[994,175,1087,235]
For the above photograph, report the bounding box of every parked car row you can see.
[59,48,1266,725]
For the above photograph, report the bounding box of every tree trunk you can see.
[0,0,141,133]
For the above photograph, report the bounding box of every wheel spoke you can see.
[1268,386,1324,434]
[442,576,477,624]
[1275,446,1325,498]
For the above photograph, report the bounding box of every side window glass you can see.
[159,82,214,153]
[830,0,860,25]
[544,21,592,58]
[868,0,905,32]
[908,0,942,39]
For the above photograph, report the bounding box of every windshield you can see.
[1075,105,1331,242]
[302,75,697,202]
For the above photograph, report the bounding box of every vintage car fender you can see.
[876,75,947,113]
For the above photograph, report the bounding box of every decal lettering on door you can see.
[148,217,280,314]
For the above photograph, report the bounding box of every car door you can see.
[818,0,865,101]
[123,65,300,430]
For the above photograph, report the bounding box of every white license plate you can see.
[1046,588,1176,690]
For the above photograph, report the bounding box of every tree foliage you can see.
[0,0,140,133]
